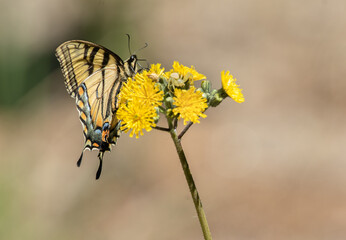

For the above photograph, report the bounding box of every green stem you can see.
[178,121,193,139]
[167,117,213,240]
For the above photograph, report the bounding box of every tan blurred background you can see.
[1,0,346,239]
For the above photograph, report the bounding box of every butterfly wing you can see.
[55,40,125,97]
[56,40,134,179]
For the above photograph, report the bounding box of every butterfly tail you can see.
[77,151,84,167]
[96,152,104,180]
[76,144,90,167]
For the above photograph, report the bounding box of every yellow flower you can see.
[173,61,206,81]
[146,63,165,81]
[135,76,163,107]
[117,71,164,138]
[116,99,157,138]
[149,63,165,75]
[118,77,139,104]
[221,71,245,103]
[119,73,164,107]
[173,87,208,125]
[164,61,206,87]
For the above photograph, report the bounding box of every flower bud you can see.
[208,89,227,107]
[201,80,211,94]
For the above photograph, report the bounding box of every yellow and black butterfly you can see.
[55,40,138,179]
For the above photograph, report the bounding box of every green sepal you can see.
[201,80,211,94]
[157,105,166,113]
[208,88,228,107]
[153,107,161,123]
[164,96,174,109]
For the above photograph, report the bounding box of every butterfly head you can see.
[125,35,149,75]
[124,54,138,76]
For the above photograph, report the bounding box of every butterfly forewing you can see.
[55,40,137,179]
[55,40,125,97]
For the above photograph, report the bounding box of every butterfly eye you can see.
[129,55,137,63]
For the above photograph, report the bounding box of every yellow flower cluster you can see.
[221,71,244,103]
[116,64,164,138]
[116,61,244,138]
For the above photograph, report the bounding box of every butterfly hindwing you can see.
[56,40,137,179]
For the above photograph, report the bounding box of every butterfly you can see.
[55,40,138,179]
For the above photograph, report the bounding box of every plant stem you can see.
[153,126,170,132]
[178,121,193,139]
[167,118,213,240]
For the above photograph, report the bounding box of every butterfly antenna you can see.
[96,152,104,180]
[126,34,132,55]
[133,42,148,55]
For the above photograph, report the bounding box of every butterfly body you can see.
[55,40,138,179]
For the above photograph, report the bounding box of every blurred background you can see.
[1,0,346,239]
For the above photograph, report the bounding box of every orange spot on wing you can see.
[80,112,87,121]
[78,86,84,96]
[78,100,84,109]
[92,142,100,148]
[102,129,110,142]
[83,126,88,134]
